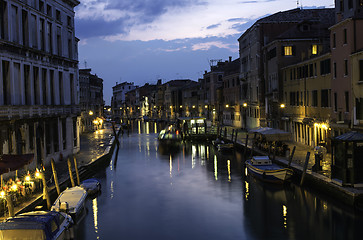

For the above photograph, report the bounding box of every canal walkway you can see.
[219,125,363,209]
[0,123,118,220]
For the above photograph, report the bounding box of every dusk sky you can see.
[75,0,335,105]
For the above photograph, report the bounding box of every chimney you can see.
[229,56,232,62]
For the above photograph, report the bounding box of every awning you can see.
[333,131,363,142]
[0,154,34,175]
[249,127,291,141]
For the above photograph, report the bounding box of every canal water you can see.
[77,122,363,240]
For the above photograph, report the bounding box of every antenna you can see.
[84,60,87,68]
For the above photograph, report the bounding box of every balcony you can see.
[0,105,80,120]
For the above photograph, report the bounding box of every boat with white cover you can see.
[51,186,87,224]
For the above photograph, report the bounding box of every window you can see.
[67,16,71,27]
[312,90,318,107]
[47,4,52,16]
[340,0,344,11]
[11,5,19,43]
[360,60,363,81]
[267,47,276,60]
[22,10,29,46]
[47,22,52,53]
[56,9,61,22]
[348,0,353,9]
[30,14,37,48]
[356,98,363,120]
[345,91,349,112]
[334,92,338,112]
[334,62,337,78]
[320,59,331,75]
[39,1,44,12]
[56,26,61,55]
[40,19,45,50]
[344,59,348,76]
[309,64,314,77]
[283,46,293,56]
[321,89,329,107]
[343,29,347,44]
[290,92,296,106]
[333,33,336,48]
[361,0,363,7]
[312,45,318,55]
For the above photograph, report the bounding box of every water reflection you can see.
[78,121,363,240]
[92,198,99,239]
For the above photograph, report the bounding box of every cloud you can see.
[75,0,334,42]
[206,24,221,30]
[191,41,238,52]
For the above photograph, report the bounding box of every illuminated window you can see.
[361,0,363,7]
[284,46,293,56]
[312,45,318,55]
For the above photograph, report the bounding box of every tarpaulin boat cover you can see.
[0,211,64,240]
[0,154,34,175]
[249,127,291,141]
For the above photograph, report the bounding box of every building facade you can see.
[283,53,332,149]
[79,68,104,132]
[0,0,80,174]
[330,0,363,136]
[111,81,136,119]
[239,8,334,130]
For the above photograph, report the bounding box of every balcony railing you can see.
[0,105,81,120]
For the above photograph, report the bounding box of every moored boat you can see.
[0,211,73,240]
[81,178,101,195]
[158,125,182,145]
[245,156,293,184]
[51,186,87,224]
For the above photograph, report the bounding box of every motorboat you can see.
[245,156,293,184]
[51,186,87,224]
[212,138,234,153]
[81,178,101,195]
[158,125,182,145]
[0,211,73,240]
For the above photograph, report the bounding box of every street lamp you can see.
[280,103,285,109]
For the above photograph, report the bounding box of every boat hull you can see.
[245,160,293,184]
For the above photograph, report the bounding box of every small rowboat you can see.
[81,178,101,195]
[245,156,293,184]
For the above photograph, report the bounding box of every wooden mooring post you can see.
[40,172,51,209]
[300,152,311,186]
[67,158,75,187]
[51,159,60,195]
[244,134,249,159]
[74,156,80,186]
[288,146,296,167]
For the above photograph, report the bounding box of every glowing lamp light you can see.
[321,124,328,130]
[226,104,229,108]
[243,103,247,107]
[205,105,208,109]
[192,105,196,109]
[35,170,41,179]
[89,110,94,116]
[11,184,18,191]
[280,104,285,108]
[170,106,172,109]
[0,191,5,198]
[180,105,183,108]
[25,175,31,182]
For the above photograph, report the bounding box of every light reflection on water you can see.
[77,121,363,240]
